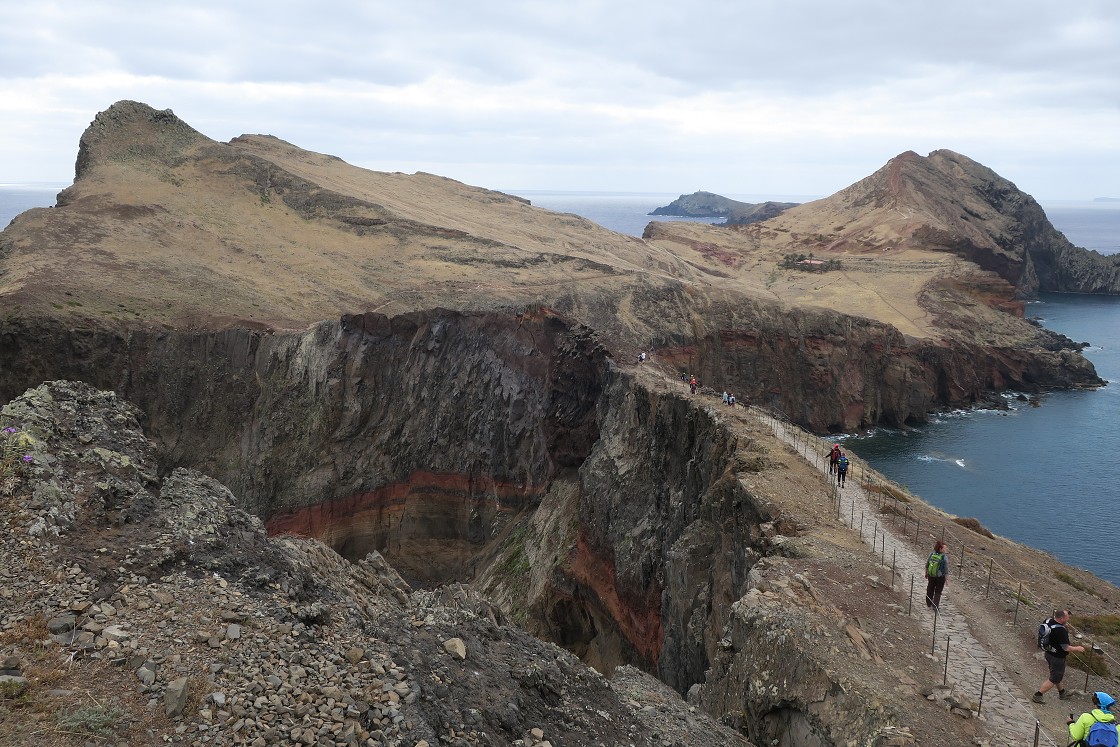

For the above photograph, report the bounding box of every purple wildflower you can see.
[21,455,32,463]
[2,427,16,434]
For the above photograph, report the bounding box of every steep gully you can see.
[0,305,1099,731]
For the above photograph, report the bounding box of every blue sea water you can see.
[512,190,819,238]
[3,186,1120,581]
[0,184,62,228]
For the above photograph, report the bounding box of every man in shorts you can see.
[1033,609,1085,703]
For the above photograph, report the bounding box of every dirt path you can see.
[758,412,1073,747]
[629,363,1106,746]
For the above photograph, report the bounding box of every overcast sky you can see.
[2,1,1118,199]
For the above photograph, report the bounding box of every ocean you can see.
[4,186,1120,582]
[0,184,64,229]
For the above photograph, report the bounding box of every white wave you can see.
[916,454,968,469]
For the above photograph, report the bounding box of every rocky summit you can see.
[1,101,1120,746]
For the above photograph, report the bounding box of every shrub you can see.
[56,703,127,738]
[0,426,34,495]
[952,517,994,539]
[778,253,842,272]
[1056,572,1102,598]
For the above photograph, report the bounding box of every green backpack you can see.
[926,552,946,578]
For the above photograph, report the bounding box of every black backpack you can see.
[1038,619,1059,653]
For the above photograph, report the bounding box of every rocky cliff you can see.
[1,379,761,746]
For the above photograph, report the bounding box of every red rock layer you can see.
[265,470,540,563]
[569,526,664,665]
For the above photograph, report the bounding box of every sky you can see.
[2,1,1119,200]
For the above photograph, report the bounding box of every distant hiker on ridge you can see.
[835,451,849,487]
[636,351,647,363]
[689,376,698,395]
[924,540,948,610]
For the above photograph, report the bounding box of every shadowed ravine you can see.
[0,306,775,694]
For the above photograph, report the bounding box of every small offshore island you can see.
[3,101,1120,746]
[649,190,799,225]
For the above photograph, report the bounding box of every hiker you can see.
[1068,691,1117,745]
[1033,609,1086,703]
[924,540,949,610]
[836,451,849,487]
[689,376,697,395]
[828,444,841,475]
[722,391,729,404]
[636,351,647,364]
[728,394,736,407]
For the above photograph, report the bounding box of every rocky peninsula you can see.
[2,101,1119,746]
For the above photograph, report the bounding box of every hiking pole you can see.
[984,558,993,599]
[1013,581,1023,624]
[976,667,987,717]
[943,635,950,685]
[931,609,939,654]
[1033,720,1040,747]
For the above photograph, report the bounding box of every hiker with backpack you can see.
[1033,609,1086,703]
[828,444,841,475]
[1068,691,1118,746]
[924,540,949,610]
[836,452,849,487]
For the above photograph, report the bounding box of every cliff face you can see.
[0,308,768,710]
[0,379,760,747]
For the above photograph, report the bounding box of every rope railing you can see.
[744,406,1093,746]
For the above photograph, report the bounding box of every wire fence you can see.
[744,405,1112,747]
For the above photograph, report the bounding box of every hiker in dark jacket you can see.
[828,444,841,475]
[1034,609,1085,703]
[924,540,948,610]
[835,452,849,486]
